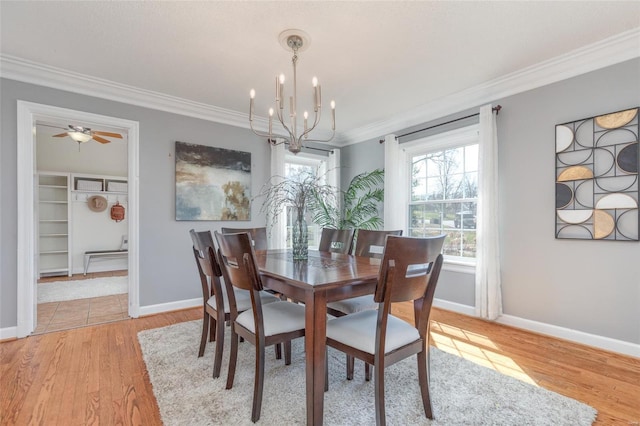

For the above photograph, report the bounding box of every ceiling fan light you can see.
[68,132,92,143]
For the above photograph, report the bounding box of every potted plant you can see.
[310,168,384,230]
[256,169,336,260]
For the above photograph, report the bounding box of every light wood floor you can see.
[1,306,638,425]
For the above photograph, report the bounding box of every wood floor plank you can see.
[1,306,638,425]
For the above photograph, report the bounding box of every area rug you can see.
[37,276,128,303]
[138,321,597,425]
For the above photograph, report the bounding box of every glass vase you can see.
[292,211,309,261]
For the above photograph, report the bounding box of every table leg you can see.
[305,290,327,426]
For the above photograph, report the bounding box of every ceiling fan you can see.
[52,125,123,144]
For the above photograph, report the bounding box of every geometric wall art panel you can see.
[555,107,639,240]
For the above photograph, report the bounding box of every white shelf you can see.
[38,172,71,278]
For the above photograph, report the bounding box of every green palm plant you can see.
[310,168,384,230]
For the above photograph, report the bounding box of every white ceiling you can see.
[2,1,639,144]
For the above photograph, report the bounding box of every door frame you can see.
[16,101,140,337]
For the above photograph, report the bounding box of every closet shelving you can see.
[37,172,71,277]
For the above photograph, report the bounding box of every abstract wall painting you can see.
[555,107,639,240]
[175,141,251,221]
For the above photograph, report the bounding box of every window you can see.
[284,153,326,249]
[406,127,479,263]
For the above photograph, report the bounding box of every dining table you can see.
[255,249,381,426]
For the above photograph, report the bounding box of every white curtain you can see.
[475,104,502,320]
[326,148,340,189]
[383,134,408,231]
[269,141,286,249]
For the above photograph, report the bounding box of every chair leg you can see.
[374,361,386,426]
[198,312,209,357]
[209,316,216,342]
[365,362,371,381]
[275,343,282,360]
[325,350,329,392]
[284,341,292,365]
[417,349,434,419]
[251,343,265,422]
[212,314,225,378]
[225,330,239,390]
[346,355,354,380]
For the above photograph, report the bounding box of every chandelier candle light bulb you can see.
[248,29,336,154]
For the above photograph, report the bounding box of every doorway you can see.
[16,101,140,338]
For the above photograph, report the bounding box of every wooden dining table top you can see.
[255,249,381,292]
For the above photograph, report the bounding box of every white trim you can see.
[497,314,640,359]
[432,300,640,357]
[401,125,479,154]
[433,298,477,317]
[339,28,640,145]
[0,326,18,340]
[2,29,638,146]
[442,262,475,275]
[16,101,140,337]
[138,298,202,317]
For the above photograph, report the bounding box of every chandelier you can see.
[249,29,335,154]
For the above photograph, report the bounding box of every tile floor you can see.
[35,270,129,334]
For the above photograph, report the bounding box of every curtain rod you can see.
[268,139,334,154]
[379,105,502,143]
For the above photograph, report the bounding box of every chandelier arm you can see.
[249,119,275,139]
[301,108,322,140]
[275,113,295,139]
[302,129,336,144]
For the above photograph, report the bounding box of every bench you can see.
[83,236,129,275]
[83,249,128,275]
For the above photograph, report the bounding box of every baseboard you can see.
[0,326,18,340]
[433,298,477,316]
[139,297,202,317]
[497,314,640,358]
[434,299,640,358]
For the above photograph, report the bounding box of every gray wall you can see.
[1,79,270,328]
[343,58,640,344]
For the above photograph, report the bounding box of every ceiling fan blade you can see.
[92,135,111,144]
[53,133,69,137]
[92,131,123,139]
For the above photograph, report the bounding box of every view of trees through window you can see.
[408,144,478,259]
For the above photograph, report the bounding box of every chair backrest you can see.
[318,228,355,254]
[353,229,403,259]
[374,235,445,334]
[189,229,224,305]
[221,227,268,251]
[214,231,263,293]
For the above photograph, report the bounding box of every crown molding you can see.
[2,28,639,145]
[337,27,640,146]
[0,54,255,129]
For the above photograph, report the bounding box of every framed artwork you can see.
[555,107,639,240]
[175,141,251,221]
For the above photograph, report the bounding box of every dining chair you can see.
[221,227,268,250]
[318,228,355,254]
[326,234,446,425]
[327,229,403,380]
[189,229,280,378]
[214,231,307,423]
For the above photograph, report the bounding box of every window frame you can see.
[284,151,328,250]
[401,125,479,270]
